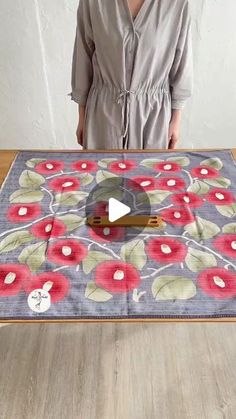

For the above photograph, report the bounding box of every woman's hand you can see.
[168,110,181,149]
[76,105,86,147]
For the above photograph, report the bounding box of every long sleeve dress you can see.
[71,0,193,150]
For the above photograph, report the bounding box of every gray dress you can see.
[71,0,193,150]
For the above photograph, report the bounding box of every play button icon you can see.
[108,198,131,222]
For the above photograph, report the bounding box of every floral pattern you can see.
[0,150,236,319]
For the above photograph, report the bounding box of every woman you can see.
[71,0,193,150]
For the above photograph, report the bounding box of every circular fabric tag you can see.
[27,288,51,313]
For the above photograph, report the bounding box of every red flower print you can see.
[198,267,236,299]
[35,160,65,174]
[6,204,41,223]
[213,235,236,259]
[94,201,109,216]
[161,207,195,226]
[71,160,97,172]
[30,218,66,240]
[109,160,137,174]
[95,261,140,293]
[48,176,80,192]
[205,189,235,206]
[47,239,88,266]
[191,166,220,179]
[89,226,125,243]
[156,177,186,191]
[171,192,203,208]
[154,161,181,173]
[24,272,69,303]
[0,264,30,297]
[146,237,187,263]
[127,176,157,191]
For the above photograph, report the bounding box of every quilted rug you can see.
[0,150,236,321]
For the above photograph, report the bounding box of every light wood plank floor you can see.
[0,323,236,419]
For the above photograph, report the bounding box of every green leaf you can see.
[93,187,123,202]
[78,173,94,187]
[19,170,45,189]
[140,158,163,169]
[82,251,113,274]
[185,247,217,273]
[96,170,122,186]
[18,242,47,273]
[222,223,236,233]
[55,191,88,207]
[200,157,223,170]
[26,158,46,169]
[57,214,85,232]
[152,276,196,301]
[184,216,220,240]
[10,189,44,204]
[98,158,118,168]
[0,231,33,254]
[187,180,209,195]
[204,177,231,189]
[85,281,113,302]
[120,239,147,270]
[216,204,236,218]
[166,156,190,167]
[137,190,171,205]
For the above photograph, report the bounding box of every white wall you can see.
[0,0,236,150]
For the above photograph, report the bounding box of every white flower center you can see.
[183,196,190,203]
[231,241,236,250]
[103,227,110,236]
[164,164,172,170]
[18,207,28,216]
[174,211,181,219]
[113,270,125,281]
[161,244,172,254]
[46,164,54,170]
[167,179,176,187]
[45,224,53,233]
[118,163,126,169]
[43,281,54,292]
[4,272,16,284]
[140,180,151,187]
[62,246,72,256]
[81,163,87,169]
[213,276,225,288]
[201,168,208,175]
[215,193,224,200]
[62,182,74,188]
[105,205,109,213]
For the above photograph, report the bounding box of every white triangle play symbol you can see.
[108,198,131,223]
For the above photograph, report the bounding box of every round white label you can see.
[28,289,51,313]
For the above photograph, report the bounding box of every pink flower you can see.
[109,160,137,174]
[94,202,109,216]
[156,177,186,191]
[35,160,65,174]
[213,235,236,259]
[205,189,235,206]
[154,161,181,173]
[48,176,80,192]
[47,239,88,266]
[0,264,30,296]
[31,218,66,239]
[198,267,236,299]
[89,226,125,243]
[161,207,195,226]
[171,192,203,208]
[6,204,41,223]
[146,237,187,263]
[127,176,157,191]
[24,272,69,303]
[95,261,140,293]
[191,166,220,179]
[71,160,97,172]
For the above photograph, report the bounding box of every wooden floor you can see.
[0,323,236,419]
